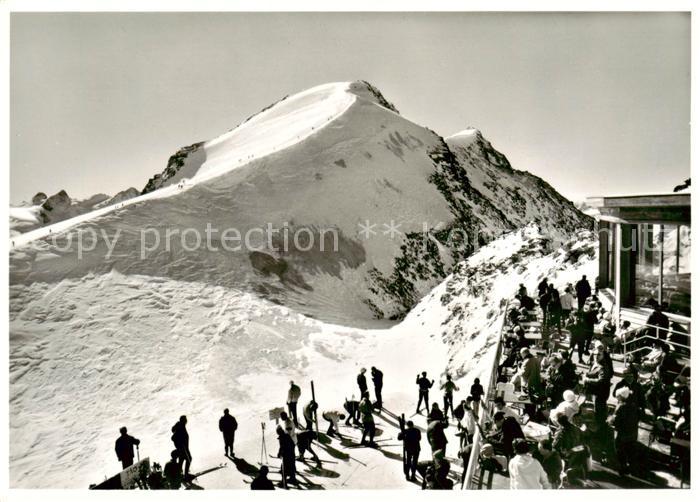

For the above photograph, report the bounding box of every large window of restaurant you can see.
[634,223,691,316]
[606,224,616,288]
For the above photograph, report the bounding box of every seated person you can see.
[549,389,580,426]
[491,396,521,423]
[479,443,507,472]
[637,340,668,373]
[487,411,525,458]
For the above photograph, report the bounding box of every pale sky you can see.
[10,12,690,204]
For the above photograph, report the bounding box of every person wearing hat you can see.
[613,366,645,410]
[550,390,580,426]
[609,387,639,476]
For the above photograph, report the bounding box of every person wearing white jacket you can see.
[509,439,551,489]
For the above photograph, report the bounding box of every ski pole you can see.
[136,445,140,462]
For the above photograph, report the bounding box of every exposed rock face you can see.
[31,192,47,206]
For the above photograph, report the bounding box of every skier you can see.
[343,398,361,426]
[416,371,435,415]
[250,465,275,490]
[279,411,298,445]
[171,415,192,476]
[163,450,183,489]
[371,366,384,409]
[302,400,318,431]
[440,374,459,418]
[114,426,140,469]
[357,368,368,396]
[398,420,422,481]
[296,430,321,462]
[359,392,377,447]
[276,425,297,487]
[287,380,301,428]
[218,408,238,457]
[427,418,448,456]
[321,410,346,437]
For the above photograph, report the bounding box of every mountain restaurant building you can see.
[587,192,691,338]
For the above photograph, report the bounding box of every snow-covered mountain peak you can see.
[447,127,483,145]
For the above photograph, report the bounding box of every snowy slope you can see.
[9,226,597,489]
[10,82,590,324]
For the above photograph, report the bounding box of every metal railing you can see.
[463,301,510,489]
[621,321,691,359]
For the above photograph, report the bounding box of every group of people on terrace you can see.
[477,275,691,489]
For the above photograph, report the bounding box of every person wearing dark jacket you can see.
[610,388,639,476]
[569,315,588,363]
[575,276,592,310]
[343,398,361,426]
[553,415,588,473]
[115,427,140,469]
[359,393,377,447]
[428,402,445,423]
[535,439,563,488]
[218,408,238,457]
[426,418,448,455]
[398,420,422,481]
[276,425,297,486]
[537,278,549,298]
[489,412,524,458]
[250,465,275,490]
[296,430,320,462]
[163,450,183,489]
[371,366,384,409]
[520,294,536,311]
[416,372,434,414]
[357,368,368,396]
[470,378,485,413]
[583,351,613,426]
[645,300,670,341]
[171,416,192,476]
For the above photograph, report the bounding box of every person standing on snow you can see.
[303,400,318,432]
[287,380,301,428]
[280,411,298,445]
[416,371,435,415]
[218,408,238,457]
[115,426,140,469]
[321,410,346,437]
[357,368,368,396]
[398,420,422,481]
[440,374,460,418]
[276,425,297,487]
[163,449,183,489]
[171,416,192,477]
[359,392,377,447]
[371,366,384,409]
